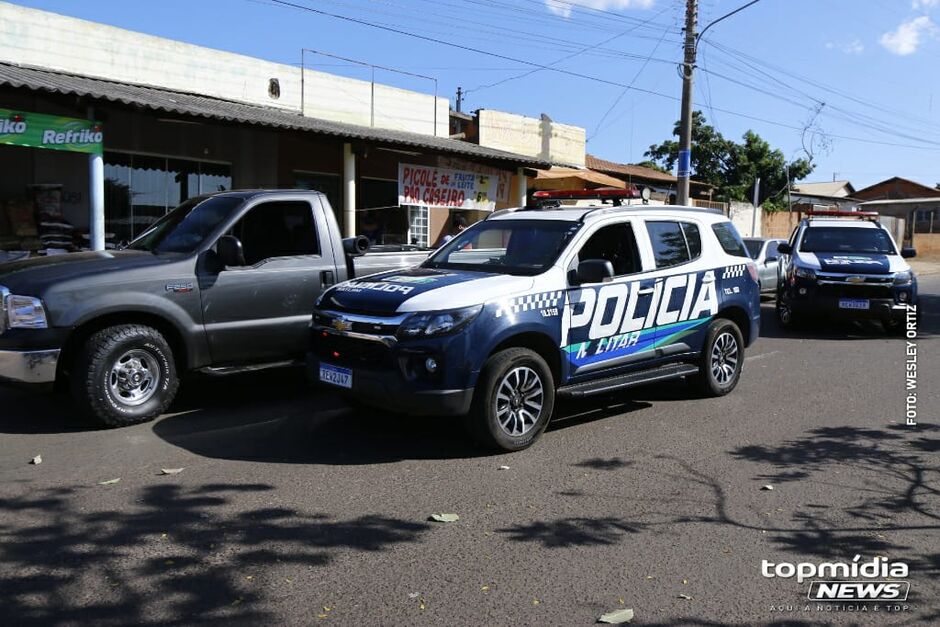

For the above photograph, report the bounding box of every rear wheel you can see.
[71,324,179,427]
[465,348,554,452]
[694,319,744,397]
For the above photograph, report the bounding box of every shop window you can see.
[294,172,340,217]
[104,152,231,244]
[358,179,411,246]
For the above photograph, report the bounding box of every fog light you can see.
[798,288,807,295]
[425,357,439,373]
[899,291,909,302]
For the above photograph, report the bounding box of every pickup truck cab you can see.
[774,210,917,333]
[0,190,427,426]
[309,191,761,451]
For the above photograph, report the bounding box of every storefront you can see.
[0,62,539,257]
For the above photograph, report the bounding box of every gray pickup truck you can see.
[0,190,428,426]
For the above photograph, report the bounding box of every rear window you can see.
[711,222,749,257]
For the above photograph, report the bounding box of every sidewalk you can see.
[911,258,940,276]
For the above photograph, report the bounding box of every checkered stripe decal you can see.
[721,264,746,279]
[495,290,564,318]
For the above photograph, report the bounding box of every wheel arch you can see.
[486,331,561,386]
[714,305,751,345]
[58,311,190,380]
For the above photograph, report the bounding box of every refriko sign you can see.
[399,163,501,211]
[0,108,103,154]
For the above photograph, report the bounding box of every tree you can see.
[635,160,669,174]
[644,111,814,210]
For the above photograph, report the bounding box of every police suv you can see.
[775,210,918,333]
[309,190,761,451]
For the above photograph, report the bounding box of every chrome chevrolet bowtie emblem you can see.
[331,316,352,332]
[846,276,866,284]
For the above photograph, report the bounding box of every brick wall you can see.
[914,233,940,258]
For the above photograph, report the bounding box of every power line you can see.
[263,0,940,152]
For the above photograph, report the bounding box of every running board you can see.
[197,359,303,376]
[557,363,699,398]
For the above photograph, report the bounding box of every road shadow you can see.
[0,387,96,434]
[0,481,430,625]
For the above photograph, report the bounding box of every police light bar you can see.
[805,209,879,220]
[532,187,640,201]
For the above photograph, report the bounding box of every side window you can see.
[711,221,749,258]
[577,222,642,276]
[646,221,691,268]
[232,201,319,265]
[681,222,702,259]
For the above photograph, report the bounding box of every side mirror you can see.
[901,247,917,259]
[776,242,792,255]
[574,259,615,285]
[217,235,246,267]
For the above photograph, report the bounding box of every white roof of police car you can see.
[489,205,726,223]
[804,218,882,229]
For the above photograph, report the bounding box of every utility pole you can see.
[750,177,760,237]
[677,0,697,206]
[455,87,463,113]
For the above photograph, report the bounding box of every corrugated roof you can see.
[586,154,676,183]
[0,62,546,167]
[791,180,855,197]
[533,167,626,188]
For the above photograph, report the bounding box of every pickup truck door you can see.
[198,198,338,365]
[758,240,780,290]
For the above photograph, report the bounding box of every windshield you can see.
[423,218,581,276]
[743,239,763,259]
[127,195,244,254]
[799,226,896,255]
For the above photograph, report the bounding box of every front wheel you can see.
[775,289,799,329]
[465,348,555,452]
[71,324,179,427]
[694,319,744,397]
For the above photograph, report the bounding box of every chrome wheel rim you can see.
[495,366,544,437]
[109,349,160,407]
[778,299,791,324]
[710,332,739,386]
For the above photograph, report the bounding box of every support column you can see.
[343,142,356,237]
[88,107,105,251]
[516,167,527,207]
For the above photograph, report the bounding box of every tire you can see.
[694,318,744,397]
[465,348,555,452]
[775,288,799,329]
[71,324,179,427]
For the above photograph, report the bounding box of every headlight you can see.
[793,266,816,280]
[5,294,48,329]
[397,305,482,340]
[893,270,913,286]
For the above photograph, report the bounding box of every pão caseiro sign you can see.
[0,108,103,155]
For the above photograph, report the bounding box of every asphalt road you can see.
[1,277,938,626]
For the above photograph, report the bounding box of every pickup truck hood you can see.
[801,252,895,274]
[322,267,535,314]
[0,250,183,295]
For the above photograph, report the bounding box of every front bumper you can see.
[307,355,473,416]
[0,349,60,385]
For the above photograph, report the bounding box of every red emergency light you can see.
[532,187,640,201]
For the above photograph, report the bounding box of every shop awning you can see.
[0,62,548,168]
[533,167,626,190]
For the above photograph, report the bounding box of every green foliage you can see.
[644,111,814,206]
[635,159,670,174]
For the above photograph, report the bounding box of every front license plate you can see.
[839,298,870,310]
[319,363,352,388]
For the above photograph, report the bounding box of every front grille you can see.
[818,284,893,300]
[313,332,392,369]
[313,311,401,336]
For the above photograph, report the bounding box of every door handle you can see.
[321,270,335,287]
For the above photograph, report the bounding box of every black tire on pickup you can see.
[71,324,179,427]
[464,347,555,452]
[694,318,745,397]
[775,288,800,329]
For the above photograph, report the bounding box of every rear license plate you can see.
[319,363,352,388]
[838,298,870,310]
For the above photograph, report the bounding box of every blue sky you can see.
[11,0,940,189]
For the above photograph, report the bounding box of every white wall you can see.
[0,2,448,137]
[477,109,586,167]
[729,200,762,237]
